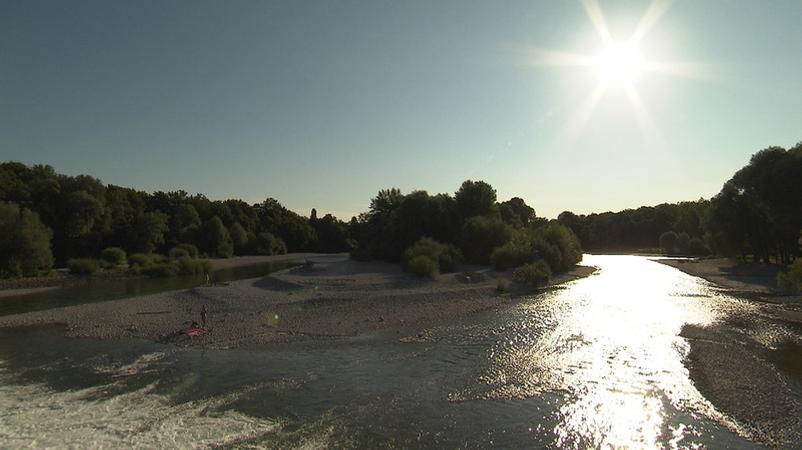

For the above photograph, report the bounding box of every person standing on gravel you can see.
[200,304,208,328]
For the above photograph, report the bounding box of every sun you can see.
[525,0,708,147]
[595,41,644,86]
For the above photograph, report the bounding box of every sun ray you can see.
[529,48,598,67]
[631,0,674,44]
[643,60,715,81]
[534,0,709,150]
[624,84,661,152]
[581,0,613,45]
[555,80,609,149]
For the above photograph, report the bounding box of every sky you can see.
[2,1,801,219]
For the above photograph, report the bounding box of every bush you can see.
[528,222,582,272]
[406,255,440,278]
[490,239,533,270]
[512,260,552,288]
[778,260,802,293]
[128,253,154,268]
[173,243,199,258]
[176,256,212,276]
[496,278,510,292]
[67,258,101,275]
[169,247,190,260]
[100,247,127,266]
[401,237,462,274]
[142,261,179,277]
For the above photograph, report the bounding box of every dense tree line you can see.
[557,201,709,254]
[557,142,802,264]
[0,162,353,276]
[350,180,582,282]
[2,140,798,279]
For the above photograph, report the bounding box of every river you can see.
[0,255,799,448]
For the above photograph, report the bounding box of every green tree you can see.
[460,216,513,264]
[200,216,234,258]
[0,201,54,277]
[131,212,169,254]
[659,231,678,254]
[499,197,535,228]
[253,232,286,255]
[229,221,250,255]
[455,180,499,220]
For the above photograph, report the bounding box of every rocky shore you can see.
[0,257,597,348]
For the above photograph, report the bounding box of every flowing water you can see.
[0,255,799,448]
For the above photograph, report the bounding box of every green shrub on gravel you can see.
[778,260,802,293]
[406,255,440,279]
[512,260,552,288]
[402,237,462,274]
[100,247,126,266]
[67,258,101,275]
[173,243,199,259]
[169,247,190,260]
[176,257,212,276]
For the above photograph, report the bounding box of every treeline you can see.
[557,200,709,254]
[0,162,352,277]
[557,142,802,263]
[348,180,582,284]
[2,140,798,279]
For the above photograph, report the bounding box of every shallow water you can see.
[0,255,797,448]
[0,259,305,316]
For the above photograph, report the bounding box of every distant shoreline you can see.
[0,257,597,348]
[0,253,338,299]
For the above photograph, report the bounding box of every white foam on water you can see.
[0,357,284,449]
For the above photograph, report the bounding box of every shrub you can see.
[496,278,510,293]
[143,261,179,277]
[490,239,533,270]
[778,260,802,293]
[512,260,552,288]
[401,237,462,274]
[169,247,190,260]
[406,255,439,278]
[67,258,101,275]
[528,222,582,272]
[128,253,154,268]
[176,256,212,276]
[173,243,199,258]
[100,247,127,266]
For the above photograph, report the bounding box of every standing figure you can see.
[200,304,208,328]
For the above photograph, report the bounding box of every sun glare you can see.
[595,41,644,86]
[529,0,707,147]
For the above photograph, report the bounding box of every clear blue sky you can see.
[2,1,800,219]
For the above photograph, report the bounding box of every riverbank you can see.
[681,322,802,448]
[659,256,802,448]
[0,253,336,299]
[657,257,802,305]
[0,257,597,348]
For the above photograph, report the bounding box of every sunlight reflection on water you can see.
[464,255,754,448]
